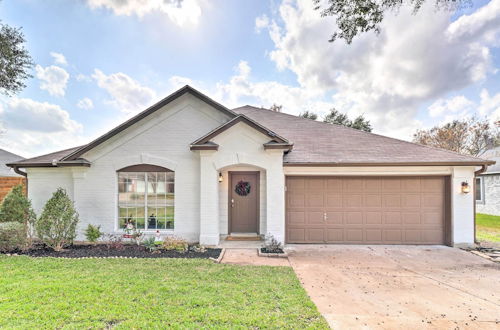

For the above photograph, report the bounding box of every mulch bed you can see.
[3,244,222,259]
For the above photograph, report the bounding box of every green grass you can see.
[0,257,328,329]
[476,213,500,243]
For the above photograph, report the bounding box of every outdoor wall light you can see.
[218,172,223,183]
[461,181,470,194]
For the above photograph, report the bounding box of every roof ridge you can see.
[234,105,489,162]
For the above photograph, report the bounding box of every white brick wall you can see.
[476,175,500,216]
[28,94,231,241]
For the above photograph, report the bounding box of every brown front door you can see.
[229,171,259,233]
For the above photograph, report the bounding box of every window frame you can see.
[475,176,484,204]
[117,166,174,232]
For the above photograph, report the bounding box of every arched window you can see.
[117,165,174,230]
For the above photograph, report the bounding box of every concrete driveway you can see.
[287,245,500,329]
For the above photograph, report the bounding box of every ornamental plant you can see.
[85,224,103,244]
[36,188,79,252]
[0,184,36,248]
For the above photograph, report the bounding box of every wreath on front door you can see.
[235,180,251,196]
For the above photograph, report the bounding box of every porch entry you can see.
[229,171,259,234]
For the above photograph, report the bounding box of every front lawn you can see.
[476,213,500,243]
[0,257,327,329]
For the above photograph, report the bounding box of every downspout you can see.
[473,164,488,245]
[12,166,27,177]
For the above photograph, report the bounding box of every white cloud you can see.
[257,0,500,139]
[255,14,269,33]
[92,69,157,114]
[77,97,94,110]
[479,89,500,120]
[168,76,193,90]
[0,98,86,157]
[0,98,81,133]
[35,65,70,97]
[86,0,202,27]
[215,60,329,116]
[428,95,474,118]
[50,52,67,66]
[76,73,92,82]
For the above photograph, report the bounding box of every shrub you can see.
[0,222,27,252]
[36,188,79,252]
[85,224,103,243]
[142,237,158,252]
[103,234,124,250]
[262,234,283,253]
[163,236,188,253]
[0,184,36,247]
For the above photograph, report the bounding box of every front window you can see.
[118,165,174,230]
[475,177,484,203]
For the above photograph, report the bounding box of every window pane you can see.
[118,170,174,230]
[475,178,482,201]
[136,217,145,229]
[157,218,166,229]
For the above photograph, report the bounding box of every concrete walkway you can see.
[220,248,289,267]
[287,245,500,329]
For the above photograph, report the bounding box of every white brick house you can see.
[8,86,495,246]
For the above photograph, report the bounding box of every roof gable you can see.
[62,85,237,161]
[190,114,292,151]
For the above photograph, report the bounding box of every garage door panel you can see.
[325,211,343,224]
[345,212,363,224]
[402,194,421,207]
[365,194,382,207]
[383,194,402,207]
[326,229,344,242]
[326,194,342,207]
[343,194,363,207]
[287,211,305,225]
[307,211,325,224]
[382,179,401,192]
[326,178,343,192]
[365,229,382,242]
[307,229,325,242]
[288,193,306,207]
[286,176,446,244]
[365,212,383,224]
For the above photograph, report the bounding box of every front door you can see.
[229,171,259,233]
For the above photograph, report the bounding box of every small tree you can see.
[299,110,318,120]
[323,108,373,132]
[36,188,79,252]
[0,184,36,247]
[269,104,283,112]
[84,224,103,244]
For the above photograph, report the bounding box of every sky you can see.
[0,0,499,158]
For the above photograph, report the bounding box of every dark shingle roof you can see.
[233,105,494,166]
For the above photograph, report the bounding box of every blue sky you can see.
[0,0,499,157]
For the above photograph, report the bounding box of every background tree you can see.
[314,0,470,44]
[269,103,283,112]
[0,21,33,95]
[299,110,318,120]
[413,117,500,156]
[323,108,372,132]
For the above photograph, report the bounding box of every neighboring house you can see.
[0,149,25,202]
[476,146,500,216]
[7,86,495,246]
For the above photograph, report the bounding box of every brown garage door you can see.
[286,176,448,244]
